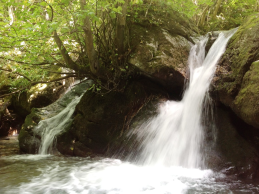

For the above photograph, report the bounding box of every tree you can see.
[0,0,258,97]
[0,0,135,96]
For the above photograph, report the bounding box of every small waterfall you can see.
[135,29,237,168]
[32,81,91,155]
[35,95,82,155]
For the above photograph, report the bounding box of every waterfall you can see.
[32,81,91,155]
[135,29,237,168]
[35,95,82,155]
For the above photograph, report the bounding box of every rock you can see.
[56,79,166,157]
[0,97,11,136]
[129,6,198,93]
[232,61,259,128]
[11,78,75,117]
[205,31,220,54]
[205,105,259,179]
[213,14,259,128]
[18,80,93,154]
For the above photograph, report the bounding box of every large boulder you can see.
[19,6,198,156]
[129,5,198,93]
[212,14,259,129]
[57,79,166,157]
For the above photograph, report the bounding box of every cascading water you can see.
[32,81,91,155]
[135,29,237,168]
[34,95,83,155]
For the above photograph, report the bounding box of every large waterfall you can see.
[135,29,237,168]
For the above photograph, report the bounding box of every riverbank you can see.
[0,136,20,156]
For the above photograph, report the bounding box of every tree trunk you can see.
[116,0,129,55]
[53,30,79,71]
[198,6,209,27]
[212,0,223,19]
[80,0,99,75]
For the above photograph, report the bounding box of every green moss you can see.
[215,14,259,101]
[233,61,259,127]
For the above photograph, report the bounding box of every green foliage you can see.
[0,0,258,96]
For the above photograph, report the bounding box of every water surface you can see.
[1,155,259,194]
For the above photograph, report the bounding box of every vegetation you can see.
[0,0,258,97]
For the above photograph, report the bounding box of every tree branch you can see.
[0,68,32,81]
[0,75,81,98]
[53,30,80,71]
[31,75,78,85]
[80,0,99,75]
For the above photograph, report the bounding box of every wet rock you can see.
[205,105,259,179]
[205,31,220,55]
[57,79,166,157]
[212,14,259,129]
[19,81,93,154]
[232,61,259,129]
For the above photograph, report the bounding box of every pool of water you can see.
[1,155,259,194]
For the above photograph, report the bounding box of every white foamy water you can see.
[1,156,259,194]
[134,29,237,168]
[34,94,83,155]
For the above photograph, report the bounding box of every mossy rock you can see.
[18,108,41,154]
[128,5,197,93]
[19,81,93,154]
[213,14,259,128]
[232,61,259,128]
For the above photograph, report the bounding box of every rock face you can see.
[206,14,259,178]
[213,14,259,129]
[205,105,259,179]
[57,79,166,157]
[129,6,198,94]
